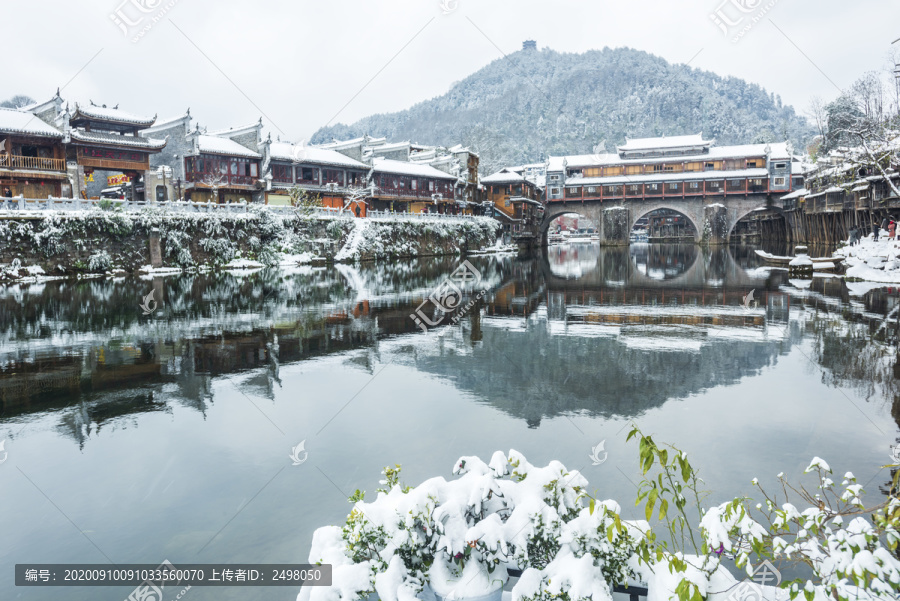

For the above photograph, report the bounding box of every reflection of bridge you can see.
[543,245,781,290]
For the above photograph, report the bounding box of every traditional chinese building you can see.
[0,104,69,199]
[140,109,193,201]
[545,135,793,204]
[66,102,166,200]
[259,138,370,214]
[184,121,264,203]
[322,135,481,214]
[369,157,458,213]
[481,167,544,235]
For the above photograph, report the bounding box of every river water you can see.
[1,243,898,601]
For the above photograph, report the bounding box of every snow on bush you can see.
[0,209,495,274]
[301,428,900,601]
[300,451,643,601]
[86,250,112,273]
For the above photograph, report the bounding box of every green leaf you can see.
[589,498,596,515]
[659,498,669,521]
[646,488,658,521]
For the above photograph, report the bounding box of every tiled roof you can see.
[197,134,261,158]
[268,142,368,168]
[481,169,528,184]
[72,103,156,126]
[547,142,792,171]
[371,157,457,179]
[0,108,64,138]
[70,129,166,150]
[565,167,770,186]
[618,134,710,151]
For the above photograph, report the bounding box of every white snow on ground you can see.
[279,252,322,265]
[137,265,183,275]
[222,258,265,270]
[471,237,518,255]
[334,219,370,262]
[835,232,900,283]
[222,258,266,275]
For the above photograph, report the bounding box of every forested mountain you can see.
[311,47,814,173]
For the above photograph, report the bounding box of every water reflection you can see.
[2,245,900,601]
[630,243,698,280]
[2,245,898,439]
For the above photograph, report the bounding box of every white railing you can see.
[366,209,477,221]
[0,197,482,220]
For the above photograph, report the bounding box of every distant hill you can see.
[311,47,813,174]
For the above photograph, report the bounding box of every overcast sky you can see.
[4,0,899,144]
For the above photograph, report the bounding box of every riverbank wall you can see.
[0,209,499,278]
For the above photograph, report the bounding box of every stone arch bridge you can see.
[536,195,783,246]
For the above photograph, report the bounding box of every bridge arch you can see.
[629,204,702,243]
[726,204,787,241]
[540,203,605,247]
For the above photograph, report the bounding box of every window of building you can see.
[300,167,318,182]
[549,174,560,182]
[689,182,700,189]
[411,179,417,190]
[586,186,597,194]
[704,162,716,170]
[746,160,758,168]
[272,164,293,182]
[669,183,679,190]
[774,162,787,170]
[550,187,561,196]
[773,177,786,186]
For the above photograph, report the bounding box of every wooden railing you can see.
[0,154,66,171]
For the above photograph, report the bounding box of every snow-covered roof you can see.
[197,134,261,158]
[791,161,812,175]
[448,144,477,157]
[142,111,191,133]
[371,157,457,179]
[547,142,791,171]
[370,141,411,152]
[320,135,387,150]
[207,120,261,137]
[72,103,155,127]
[805,186,845,199]
[618,134,711,152]
[268,142,368,169]
[565,167,770,186]
[482,169,529,184]
[70,129,167,150]
[780,188,808,200]
[0,107,64,138]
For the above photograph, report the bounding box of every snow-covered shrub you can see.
[300,451,639,601]
[87,250,112,272]
[303,429,900,601]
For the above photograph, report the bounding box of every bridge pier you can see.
[600,206,630,246]
[703,204,729,245]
